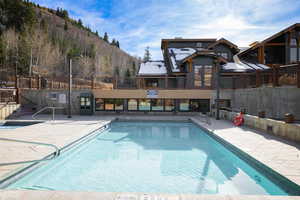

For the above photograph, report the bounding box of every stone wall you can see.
[219,110,300,143]
[213,87,300,120]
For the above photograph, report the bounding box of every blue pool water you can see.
[7,121,290,195]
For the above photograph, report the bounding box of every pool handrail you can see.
[32,106,65,121]
[0,137,60,166]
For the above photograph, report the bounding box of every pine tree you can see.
[78,19,83,27]
[143,46,151,62]
[132,61,136,75]
[111,39,116,46]
[114,66,120,77]
[95,31,99,37]
[64,21,68,31]
[125,68,131,78]
[103,32,109,42]
[116,41,120,48]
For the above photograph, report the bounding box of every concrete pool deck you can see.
[0,114,299,199]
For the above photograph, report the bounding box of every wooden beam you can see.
[258,46,265,64]
[265,43,285,46]
[188,58,193,72]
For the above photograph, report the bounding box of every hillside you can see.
[0,0,139,84]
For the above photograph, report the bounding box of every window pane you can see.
[139,99,151,111]
[194,65,202,87]
[95,98,104,111]
[128,99,138,111]
[221,52,228,59]
[165,99,175,111]
[290,48,297,62]
[105,99,114,110]
[204,65,212,87]
[151,99,164,111]
[290,38,297,46]
[179,99,190,111]
[115,99,124,111]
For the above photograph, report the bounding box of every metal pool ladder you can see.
[32,106,65,121]
[0,138,60,166]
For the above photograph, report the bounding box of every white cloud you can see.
[32,0,300,59]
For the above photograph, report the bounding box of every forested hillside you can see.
[0,0,139,84]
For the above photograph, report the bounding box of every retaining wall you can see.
[219,110,300,143]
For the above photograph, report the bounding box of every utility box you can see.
[80,93,93,115]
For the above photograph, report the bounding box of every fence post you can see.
[29,77,32,89]
[297,64,300,88]
[272,67,279,87]
[256,71,261,87]
[38,76,41,89]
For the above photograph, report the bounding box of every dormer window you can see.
[196,42,203,48]
[217,52,229,59]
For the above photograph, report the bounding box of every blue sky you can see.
[31,0,300,59]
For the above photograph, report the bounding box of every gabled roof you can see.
[207,38,239,51]
[181,51,228,64]
[138,61,167,76]
[238,23,300,56]
[161,38,216,49]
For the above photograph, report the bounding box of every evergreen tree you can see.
[125,68,131,78]
[111,38,116,46]
[116,41,120,48]
[132,61,136,75]
[95,31,99,37]
[114,66,120,77]
[78,19,83,27]
[103,32,109,42]
[143,46,151,62]
[64,20,68,31]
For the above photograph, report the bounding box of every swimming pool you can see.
[5,121,299,195]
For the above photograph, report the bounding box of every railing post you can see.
[297,64,300,88]
[272,67,279,87]
[256,71,261,87]
[38,76,41,90]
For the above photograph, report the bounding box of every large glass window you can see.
[128,99,138,111]
[290,48,297,62]
[194,65,202,87]
[204,66,212,87]
[115,99,124,111]
[151,99,164,111]
[95,99,104,111]
[165,99,175,111]
[179,99,190,111]
[139,99,151,111]
[104,99,114,111]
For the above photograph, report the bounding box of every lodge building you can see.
[92,38,240,113]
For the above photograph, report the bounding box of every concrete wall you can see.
[218,110,300,143]
[213,87,300,120]
[0,103,20,120]
[20,89,91,115]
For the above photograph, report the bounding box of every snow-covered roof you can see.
[221,62,270,72]
[168,48,196,72]
[138,61,167,76]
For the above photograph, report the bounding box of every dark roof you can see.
[181,51,228,64]
[207,38,239,51]
[161,38,217,49]
[238,23,300,56]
